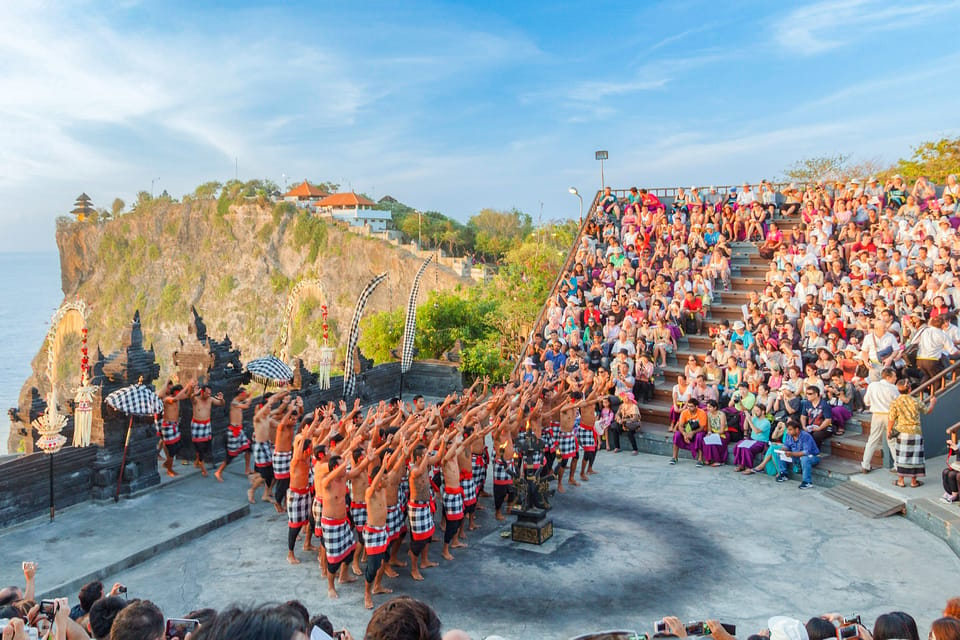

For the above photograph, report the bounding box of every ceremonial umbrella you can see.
[106,382,163,502]
[245,356,294,387]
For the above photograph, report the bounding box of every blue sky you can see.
[2,0,960,252]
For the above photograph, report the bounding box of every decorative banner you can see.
[277,279,327,363]
[72,383,97,447]
[343,272,388,399]
[402,256,434,374]
[318,304,333,389]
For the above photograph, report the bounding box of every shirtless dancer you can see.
[273,396,302,506]
[383,435,417,578]
[215,389,253,481]
[158,381,190,477]
[576,386,602,480]
[319,453,360,599]
[407,428,442,581]
[361,447,401,609]
[248,391,287,510]
[439,431,466,561]
[548,386,589,492]
[189,382,225,478]
[492,422,517,520]
[286,418,316,565]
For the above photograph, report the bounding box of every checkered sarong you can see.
[558,431,578,459]
[493,457,514,485]
[363,524,390,555]
[471,451,487,491]
[159,420,181,445]
[321,516,357,564]
[272,450,292,479]
[398,477,410,510]
[312,497,323,537]
[408,501,435,541]
[191,419,212,442]
[895,433,925,477]
[577,424,597,452]
[350,501,368,530]
[544,422,559,452]
[442,486,465,521]
[387,503,407,541]
[253,441,273,467]
[287,487,311,528]
[226,425,250,455]
[460,471,477,506]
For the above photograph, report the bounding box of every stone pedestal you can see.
[510,507,553,545]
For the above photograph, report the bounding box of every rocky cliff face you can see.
[14,199,469,443]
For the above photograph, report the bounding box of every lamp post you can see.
[595,150,608,190]
[568,187,583,226]
[416,210,422,251]
[151,177,160,199]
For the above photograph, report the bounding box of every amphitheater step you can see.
[823,481,906,518]
[824,432,881,467]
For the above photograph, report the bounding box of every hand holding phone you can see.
[166,619,200,640]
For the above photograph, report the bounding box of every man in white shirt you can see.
[861,367,900,472]
[914,315,959,381]
[736,183,757,208]
[860,321,900,381]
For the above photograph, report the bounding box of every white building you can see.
[315,192,392,232]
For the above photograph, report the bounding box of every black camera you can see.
[837,625,858,640]
[39,599,57,620]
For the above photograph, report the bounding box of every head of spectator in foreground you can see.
[110,599,164,640]
[768,616,809,640]
[89,597,129,640]
[75,580,105,619]
[945,597,960,619]
[932,617,960,640]
[365,596,442,640]
[212,605,308,640]
[873,612,919,640]
[805,617,837,640]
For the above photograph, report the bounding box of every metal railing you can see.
[510,190,601,378]
[912,359,960,402]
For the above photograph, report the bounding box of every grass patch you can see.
[270,272,291,294]
[216,274,238,297]
[291,211,327,262]
[159,283,182,319]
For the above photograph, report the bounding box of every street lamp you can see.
[416,210,422,251]
[568,187,583,226]
[595,150,608,190]
[151,177,160,199]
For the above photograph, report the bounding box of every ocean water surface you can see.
[0,253,63,453]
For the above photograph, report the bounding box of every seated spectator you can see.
[89,596,129,640]
[777,419,820,489]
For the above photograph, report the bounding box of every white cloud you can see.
[774,0,960,55]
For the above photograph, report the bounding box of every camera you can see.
[165,618,200,640]
[39,599,57,620]
[837,625,858,639]
[654,620,735,637]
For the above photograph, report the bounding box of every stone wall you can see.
[0,446,97,528]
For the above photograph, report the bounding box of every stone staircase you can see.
[632,218,877,484]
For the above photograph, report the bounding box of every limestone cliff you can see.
[14,199,469,442]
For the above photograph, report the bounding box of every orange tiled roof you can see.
[284,180,328,198]
[316,192,377,208]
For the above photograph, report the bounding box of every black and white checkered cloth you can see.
[387,503,407,541]
[272,450,292,479]
[558,431,578,459]
[226,425,250,455]
[493,458,514,484]
[408,501,435,541]
[253,441,273,467]
[576,424,597,451]
[460,472,477,506]
[245,356,293,386]
[159,420,181,445]
[401,255,434,374]
[191,419,212,442]
[350,501,368,530]
[343,272,388,399]
[321,517,357,564]
[442,487,464,520]
[105,384,163,417]
[896,433,925,475]
[543,422,559,452]
[398,477,409,509]
[363,524,390,555]
[471,452,487,492]
[312,497,323,537]
[287,488,311,528]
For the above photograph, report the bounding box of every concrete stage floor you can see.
[3,449,957,639]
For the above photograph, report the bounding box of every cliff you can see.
[13,199,470,445]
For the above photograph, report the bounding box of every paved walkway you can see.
[3,449,952,639]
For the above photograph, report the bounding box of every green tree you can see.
[111,198,125,217]
[781,154,851,184]
[468,208,532,262]
[193,181,222,200]
[132,191,153,213]
[358,309,404,363]
[895,137,960,183]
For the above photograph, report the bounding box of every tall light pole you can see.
[595,150,608,190]
[416,210,422,251]
[151,177,160,199]
[568,187,583,226]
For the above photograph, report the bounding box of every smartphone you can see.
[165,618,200,640]
[39,599,57,620]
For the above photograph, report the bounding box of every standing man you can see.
[319,454,359,599]
[286,417,316,565]
[215,389,253,481]
[189,382,225,478]
[158,381,189,477]
[273,397,302,507]
[777,420,820,489]
[861,367,900,473]
[248,391,287,510]
[362,451,397,610]
[408,430,442,581]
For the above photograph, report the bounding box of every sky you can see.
[2,0,960,252]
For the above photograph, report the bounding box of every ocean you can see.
[0,253,64,454]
